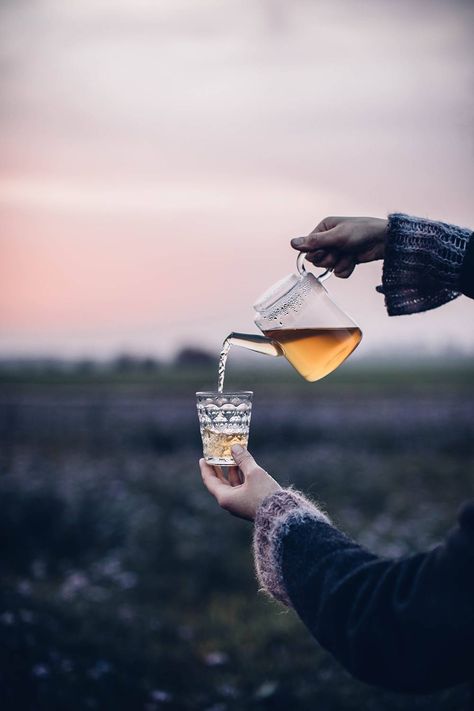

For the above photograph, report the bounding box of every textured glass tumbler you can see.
[196,391,253,466]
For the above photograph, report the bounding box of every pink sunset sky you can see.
[1,0,473,359]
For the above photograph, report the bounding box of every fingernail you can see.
[291,237,305,247]
[232,444,244,455]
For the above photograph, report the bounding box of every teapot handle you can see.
[296,252,333,282]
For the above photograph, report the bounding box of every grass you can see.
[0,362,473,710]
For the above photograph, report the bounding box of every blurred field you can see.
[0,360,473,710]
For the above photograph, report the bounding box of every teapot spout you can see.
[227,332,282,357]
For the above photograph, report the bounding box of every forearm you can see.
[376,213,473,315]
[254,491,474,692]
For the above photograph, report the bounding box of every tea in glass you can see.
[196,391,253,466]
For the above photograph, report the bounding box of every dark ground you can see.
[0,361,473,710]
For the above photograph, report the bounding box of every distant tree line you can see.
[0,347,215,376]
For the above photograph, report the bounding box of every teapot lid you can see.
[253,272,302,313]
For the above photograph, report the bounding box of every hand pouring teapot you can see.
[226,254,362,382]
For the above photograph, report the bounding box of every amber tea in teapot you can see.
[262,326,361,382]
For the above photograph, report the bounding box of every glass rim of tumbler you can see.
[196,391,253,398]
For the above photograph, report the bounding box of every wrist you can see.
[252,482,282,520]
[376,218,389,255]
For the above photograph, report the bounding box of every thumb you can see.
[231,445,260,476]
[291,225,343,252]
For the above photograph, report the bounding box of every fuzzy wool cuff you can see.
[253,489,330,606]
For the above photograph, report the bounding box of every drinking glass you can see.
[196,391,253,466]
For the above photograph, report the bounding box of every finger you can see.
[305,249,327,266]
[306,249,337,269]
[334,255,356,278]
[213,465,228,484]
[312,216,342,233]
[230,445,261,477]
[200,458,230,500]
[291,225,343,253]
[336,263,356,278]
[228,466,242,487]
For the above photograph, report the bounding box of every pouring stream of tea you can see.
[217,339,231,393]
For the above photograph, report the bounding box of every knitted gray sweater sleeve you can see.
[253,489,330,605]
[376,213,472,315]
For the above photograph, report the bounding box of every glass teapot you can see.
[227,254,362,382]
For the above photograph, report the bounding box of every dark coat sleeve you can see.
[460,233,474,299]
[281,501,474,693]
